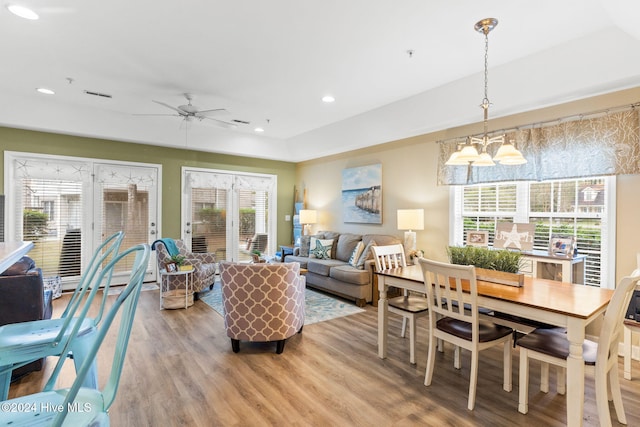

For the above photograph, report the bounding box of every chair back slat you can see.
[371,244,406,272]
[420,258,479,339]
[598,269,640,366]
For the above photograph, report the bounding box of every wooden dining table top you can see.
[376,263,614,320]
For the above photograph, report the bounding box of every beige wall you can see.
[297,87,640,284]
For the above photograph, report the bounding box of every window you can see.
[451,177,615,287]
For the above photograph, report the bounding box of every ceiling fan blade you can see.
[196,108,228,116]
[202,116,238,129]
[133,113,182,117]
[152,100,185,115]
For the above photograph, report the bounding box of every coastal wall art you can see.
[341,164,382,224]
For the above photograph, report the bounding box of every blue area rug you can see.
[200,282,365,325]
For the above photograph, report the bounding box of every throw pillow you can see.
[356,239,377,269]
[299,234,321,257]
[348,241,365,268]
[311,239,333,260]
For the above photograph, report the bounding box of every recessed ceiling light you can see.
[322,95,335,103]
[36,87,55,95]
[7,4,39,20]
[254,127,264,133]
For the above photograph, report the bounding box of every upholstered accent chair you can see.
[153,239,217,293]
[219,262,305,354]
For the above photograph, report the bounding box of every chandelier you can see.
[446,18,527,167]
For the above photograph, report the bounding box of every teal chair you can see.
[0,243,150,426]
[0,231,124,400]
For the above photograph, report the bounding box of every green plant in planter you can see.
[170,254,186,266]
[447,246,523,274]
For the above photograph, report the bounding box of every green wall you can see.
[0,127,297,247]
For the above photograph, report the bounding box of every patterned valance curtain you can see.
[437,108,640,185]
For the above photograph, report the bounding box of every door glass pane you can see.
[96,165,157,274]
[12,158,88,280]
[191,186,229,262]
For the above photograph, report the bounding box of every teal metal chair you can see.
[0,243,150,426]
[0,231,125,400]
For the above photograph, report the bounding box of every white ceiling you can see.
[2,0,640,162]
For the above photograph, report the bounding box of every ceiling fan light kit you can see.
[445,18,527,167]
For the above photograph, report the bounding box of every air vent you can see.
[232,119,250,125]
[83,90,112,99]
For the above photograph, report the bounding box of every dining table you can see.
[376,263,614,427]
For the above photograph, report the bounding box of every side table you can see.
[160,269,194,310]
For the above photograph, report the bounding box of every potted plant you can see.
[170,254,186,267]
[251,249,265,263]
[447,245,525,287]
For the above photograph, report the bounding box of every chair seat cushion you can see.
[516,327,597,365]
[436,317,512,342]
[388,295,429,313]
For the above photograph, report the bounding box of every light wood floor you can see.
[8,288,640,426]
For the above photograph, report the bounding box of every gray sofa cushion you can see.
[283,255,309,268]
[307,259,345,276]
[335,233,363,262]
[329,265,370,286]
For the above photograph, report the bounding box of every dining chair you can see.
[418,257,513,410]
[623,253,640,380]
[372,244,428,364]
[517,270,640,426]
[0,243,150,426]
[0,231,124,400]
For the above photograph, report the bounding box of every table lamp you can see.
[397,209,424,252]
[299,209,317,236]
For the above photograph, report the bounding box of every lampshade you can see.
[445,150,470,166]
[299,209,317,224]
[397,209,424,231]
[455,144,480,162]
[472,151,495,167]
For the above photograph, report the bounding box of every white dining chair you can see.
[517,270,640,426]
[418,257,513,410]
[372,244,429,364]
[623,253,640,380]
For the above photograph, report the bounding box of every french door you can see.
[182,167,276,262]
[5,152,160,289]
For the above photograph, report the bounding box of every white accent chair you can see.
[517,270,640,426]
[418,257,513,410]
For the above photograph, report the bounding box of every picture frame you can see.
[494,222,535,251]
[466,230,489,247]
[341,164,382,224]
[164,262,177,273]
[549,236,575,258]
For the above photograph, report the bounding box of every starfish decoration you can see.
[500,224,530,249]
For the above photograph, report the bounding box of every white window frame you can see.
[450,176,616,288]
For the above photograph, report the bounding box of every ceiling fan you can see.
[138,93,238,129]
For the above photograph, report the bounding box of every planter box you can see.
[475,267,524,287]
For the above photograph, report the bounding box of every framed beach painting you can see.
[342,164,382,224]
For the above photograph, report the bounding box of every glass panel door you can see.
[95,164,159,282]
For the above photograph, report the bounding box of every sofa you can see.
[284,231,401,306]
[0,256,53,380]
